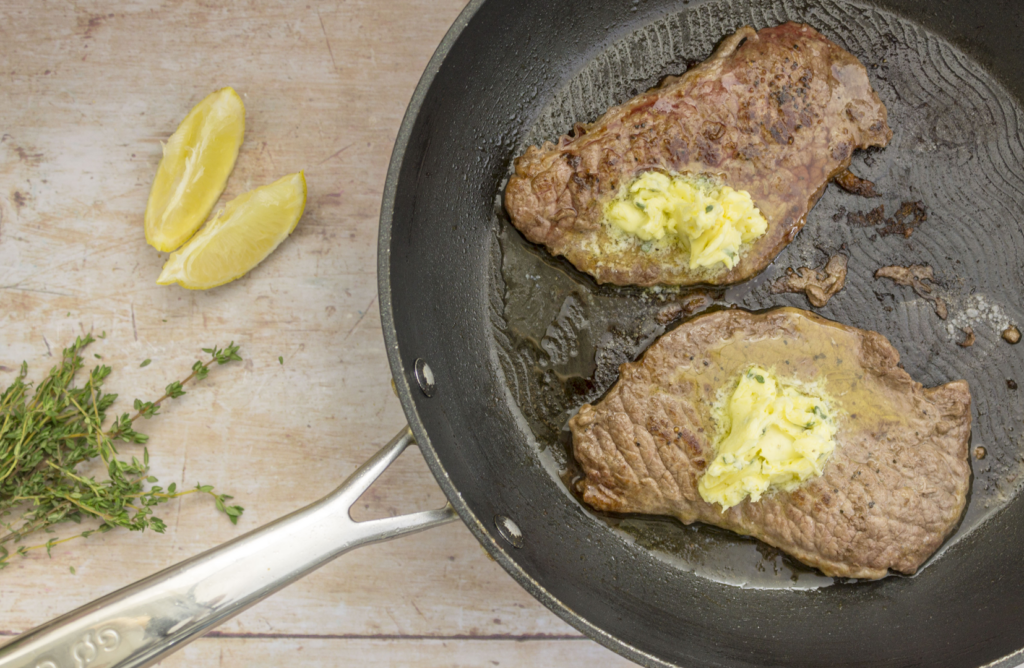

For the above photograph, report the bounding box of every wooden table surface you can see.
[0,1,635,665]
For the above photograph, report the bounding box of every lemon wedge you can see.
[145,87,246,252]
[156,172,306,290]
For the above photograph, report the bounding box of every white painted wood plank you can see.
[0,0,642,665]
[159,637,637,667]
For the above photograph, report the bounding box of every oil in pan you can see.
[488,0,1024,588]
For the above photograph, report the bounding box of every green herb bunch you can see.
[0,335,244,567]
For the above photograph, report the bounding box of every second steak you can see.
[569,308,971,579]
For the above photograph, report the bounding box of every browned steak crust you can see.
[569,308,971,579]
[505,23,892,286]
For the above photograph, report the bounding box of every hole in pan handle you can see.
[0,426,457,668]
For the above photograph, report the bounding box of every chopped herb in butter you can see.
[603,171,768,270]
[698,366,836,510]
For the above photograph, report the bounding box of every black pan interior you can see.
[380,0,1024,666]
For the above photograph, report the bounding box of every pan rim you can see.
[377,1,1024,666]
[376,1,668,666]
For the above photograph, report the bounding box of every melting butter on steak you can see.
[569,308,971,579]
[505,23,892,286]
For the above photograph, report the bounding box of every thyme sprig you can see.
[0,336,244,568]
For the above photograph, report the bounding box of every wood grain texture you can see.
[0,1,633,665]
[164,638,635,667]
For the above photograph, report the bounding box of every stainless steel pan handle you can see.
[0,427,457,668]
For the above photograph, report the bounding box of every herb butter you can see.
[603,171,767,270]
[699,366,836,510]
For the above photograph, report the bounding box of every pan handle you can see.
[0,426,457,668]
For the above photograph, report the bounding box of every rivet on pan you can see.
[414,358,435,397]
[494,514,524,549]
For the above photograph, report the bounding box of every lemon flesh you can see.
[145,87,246,252]
[157,172,306,290]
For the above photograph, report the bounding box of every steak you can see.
[569,308,971,579]
[505,23,892,286]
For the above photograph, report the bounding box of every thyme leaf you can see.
[0,336,244,568]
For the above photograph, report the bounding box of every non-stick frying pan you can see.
[2,0,1024,666]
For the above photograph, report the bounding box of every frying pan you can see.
[2,0,1023,666]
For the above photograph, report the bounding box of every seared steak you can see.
[569,308,971,579]
[505,23,891,286]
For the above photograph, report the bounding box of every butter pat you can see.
[603,171,767,269]
[699,366,836,510]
